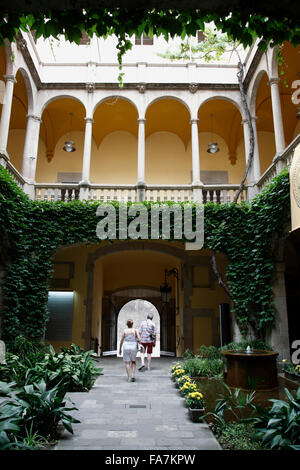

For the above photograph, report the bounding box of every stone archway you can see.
[117,298,161,357]
[101,286,176,357]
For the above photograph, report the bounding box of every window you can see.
[45,291,74,341]
[135,34,153,45]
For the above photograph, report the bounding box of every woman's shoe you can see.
[131,377,136,382]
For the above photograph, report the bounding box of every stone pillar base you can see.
[79,183,90,201]
[23,181,36,200]
[136,182,146,202]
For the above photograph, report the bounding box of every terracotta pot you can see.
[188,407,205,422]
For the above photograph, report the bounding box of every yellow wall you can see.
[90,131,137,184]
[258,131,276,175]
[193,316,213,349]
[48,244,92,351]
[189,251,230,352]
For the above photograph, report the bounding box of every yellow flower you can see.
[282,359,287,362]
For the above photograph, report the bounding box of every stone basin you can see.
[221,349,279,390]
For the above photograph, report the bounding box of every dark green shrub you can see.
[45,344,103,392]
[182,358,223,378]
[206,382,256,428]
[183,349,194,360]
[249,387,300,450]
[197,345,222,360]
[214,423,266,450]
[0,379,80,440]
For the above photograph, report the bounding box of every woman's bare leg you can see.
[125,362,131,380]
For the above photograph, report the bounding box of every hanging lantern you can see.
[63,140,76,152]
[63,112,76,152]
[207,113,220,154]
[207,142,220,154]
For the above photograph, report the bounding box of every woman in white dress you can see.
[119,319,141,382]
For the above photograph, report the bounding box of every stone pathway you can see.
[54,356,221,450]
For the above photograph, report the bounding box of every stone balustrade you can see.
[257,133,300,192]
[34,182,246,204]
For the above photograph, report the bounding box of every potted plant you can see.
[171,367,185,382]
[176,375,192,389]
[185,391,205,422]
[179,380,197,397]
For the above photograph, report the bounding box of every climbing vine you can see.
[0,166,290,345]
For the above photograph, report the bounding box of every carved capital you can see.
[26,114,42,123]
[3,74,16,84]
[137,118,146,124]
[268,77,281,86]
[85,117,94,124]
[190,118,199,125]
[189,83,198,94]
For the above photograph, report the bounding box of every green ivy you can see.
[0,166,290,344]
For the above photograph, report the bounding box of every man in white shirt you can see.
[138,313,157,371]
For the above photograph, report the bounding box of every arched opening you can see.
[7,70,28,172]
[255,72,276,174]
[145,98,191,184]
[117,298,161,357]
[91,97,138,184]
[36,97,86,183]
[45,240,230,356]
[197,98,245,184]
[272,42,300,143]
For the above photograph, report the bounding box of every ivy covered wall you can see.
[0,166,290,345]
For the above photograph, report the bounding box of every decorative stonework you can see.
[137,83,146,93]
[189,83,198,94]
[46,149,54,163]
[228,151,237,165]
[86,83,96,93]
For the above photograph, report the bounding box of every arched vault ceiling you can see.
[145,99,190,148]
[40,98,86,156]
[93,98,138,148]
[10,70,28,130]
[198,99,243,160]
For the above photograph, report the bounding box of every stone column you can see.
[266,261,290,361]
[136,117,146,201]
[0,74,16,159]
[269,77,285,155]
[81,117,93,184]
[79,117,94,201]
[191,118,202,202]
[22,114,41,199]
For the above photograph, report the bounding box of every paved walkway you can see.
[54,357,221,450]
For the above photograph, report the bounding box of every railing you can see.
[4,159,25,190]
[257,133,300,191]
[35,183,246,204]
